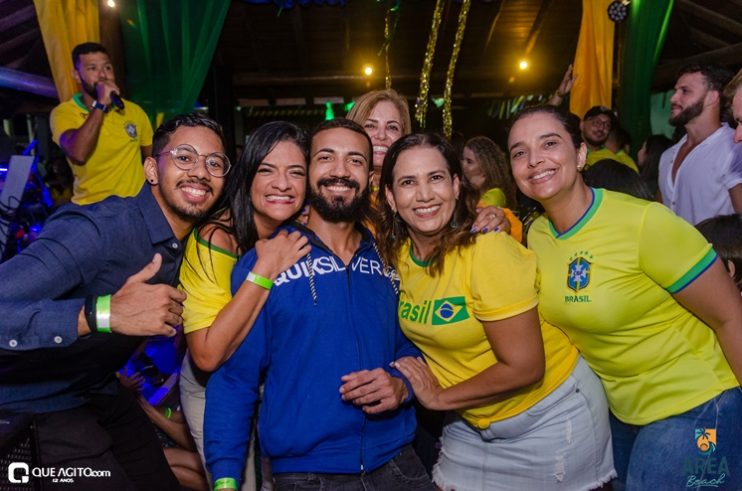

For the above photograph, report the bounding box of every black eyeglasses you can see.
[156,144,231,177]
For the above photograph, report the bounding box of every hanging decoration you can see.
[415,0,444,128]
[377,0,401,90]
[442,0,470,139]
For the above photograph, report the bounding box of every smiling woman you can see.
[377,132,615,491]
[509,104,742,490]
[346,89,411,189]
[178,121,311,491]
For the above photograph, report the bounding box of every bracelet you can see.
[245,271,273,290]
[164,407,172,419]
[213,477,238,490]
[95,295,112,333]
[91,100,109,113]
[84,296,97,333]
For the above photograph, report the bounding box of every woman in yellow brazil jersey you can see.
[507,104,742,491]
[377,132,615,490]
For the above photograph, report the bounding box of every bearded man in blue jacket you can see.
[204,119,433,491]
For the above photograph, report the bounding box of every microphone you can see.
[110,92,125,111]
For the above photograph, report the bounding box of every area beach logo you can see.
[696,428,717,455]
[684,427,728,488]
[399,296,470,325]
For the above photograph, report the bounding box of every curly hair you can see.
[463,136,517,208]
[375,133,478,276]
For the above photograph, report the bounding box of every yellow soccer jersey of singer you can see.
[50,93,153,204]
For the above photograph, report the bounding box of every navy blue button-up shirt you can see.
[0,186,183,413]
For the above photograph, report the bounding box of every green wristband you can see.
[96,294,112,333]
[213,477,238,490]
[245,271,273,290]
[164,407,172,419]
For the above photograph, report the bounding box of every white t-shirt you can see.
[658,124,742,224]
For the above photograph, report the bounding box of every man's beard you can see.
[163,178,215,223]
[308,177,369,223]
[583,134,607,148]
[80,78,98,99]
[669,97,704,127]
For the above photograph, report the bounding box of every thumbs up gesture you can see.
[108,254,186,337]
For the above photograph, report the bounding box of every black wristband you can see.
[84,295,98,333]
[92,100,109,113]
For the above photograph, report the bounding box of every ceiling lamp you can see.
[518,59,529,71]
[607,1,629,22]
[362,64,374,77]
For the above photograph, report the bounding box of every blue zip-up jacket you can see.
[204,223,419,483]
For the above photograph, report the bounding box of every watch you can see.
[91,100,109,113]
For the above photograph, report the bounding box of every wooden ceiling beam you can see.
[479,0,505,65]
[688,27,727,51]
[242,15,266,73]
[523,0,554,57]
[290,7,308,74]
[654,42,742,87]
[0,29,39,57]
[676,0,742,37]
[0,4,35,32]
[234,68,538,87]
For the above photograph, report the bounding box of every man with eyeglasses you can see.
[50,42,154,205]
[577,106,635,173]
[0,112,228,490]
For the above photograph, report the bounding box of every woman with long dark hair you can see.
[179,121,311,490]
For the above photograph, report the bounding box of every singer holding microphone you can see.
[50,42,154,205]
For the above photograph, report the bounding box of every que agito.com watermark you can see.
[7,462,111,484]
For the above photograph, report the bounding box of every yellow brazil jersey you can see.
[528,188,736,425]
[50,93,153,205]
[586,147,639,173]
[479,187,507,207]
[477,188,524,243]
[180,229,238,334]
[396,233,578,429]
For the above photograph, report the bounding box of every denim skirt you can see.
[432,357,616,491]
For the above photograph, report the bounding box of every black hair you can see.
[311,118,373,170]
[639,134,673,196]
[151,112,224,158]
[582,159,653,201]
[72,42,109,68]
[510,105,583,149]
[678,64,734,95]
[224,121,309,252]
[696,214,742,291]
